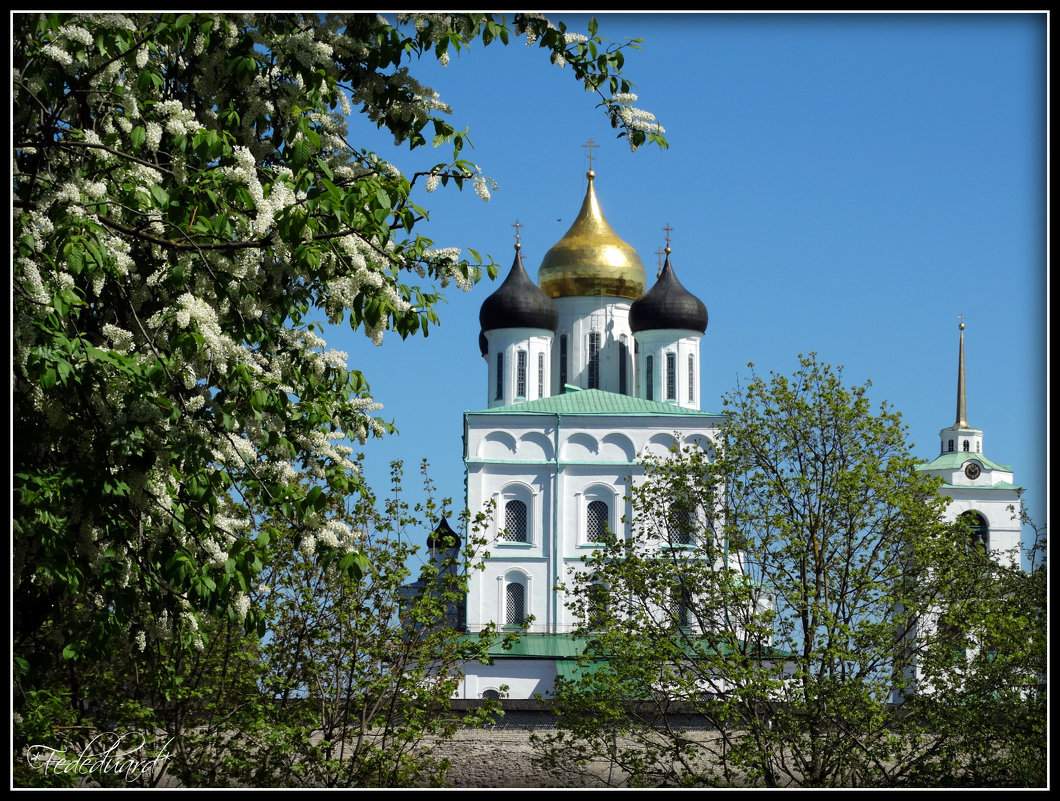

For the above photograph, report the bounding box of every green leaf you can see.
[130,125,146,151]
[150,184,169,209]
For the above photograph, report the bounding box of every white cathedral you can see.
[431,167,1022,701]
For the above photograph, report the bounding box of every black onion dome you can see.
[629,253,708,334]
[479,248,559,333]
[427,517,460,550]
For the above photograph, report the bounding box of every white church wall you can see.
[455,659,559,700]
[553,295,635,394]
[483,328,554,408]
[939,489,1023,566]
[634,329,703,409]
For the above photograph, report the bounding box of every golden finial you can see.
[512,219,523,251]
[662,223,673,255]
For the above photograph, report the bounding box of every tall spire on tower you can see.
[955,315,968,427]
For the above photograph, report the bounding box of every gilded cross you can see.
[512,219,523,247]
[582,138,598,171]
[662,223,673,248]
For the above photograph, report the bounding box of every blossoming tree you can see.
[13,13,665,690]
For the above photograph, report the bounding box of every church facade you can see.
[442,169,1022,702]
[452,169,735,700]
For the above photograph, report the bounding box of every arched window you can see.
[665,352,676,400]
[481,688,501,700]
[688,354,695,403]
[505,581,526,626]
[537,352,545,398]
[495,352,504,400]
[961,511,989,552]
[963,439,970,452]
[618,336,628,395]
[668,503,696,547]
[948,439,954,453]
[502,499,528,543]
[646,355,654,401]
[586,500,609,542]
[588,331,601,389]
[516,350,527,398]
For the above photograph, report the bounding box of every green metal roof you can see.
[467,387,724,418]
[938,481,1022,491]
[918,452,1012,472]
[455,633,589,659]
[457,632,793,661]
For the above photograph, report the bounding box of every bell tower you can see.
[917,319,1022,565]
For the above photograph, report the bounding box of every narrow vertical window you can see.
[666,352,676,400]
[688,355,695,403]
[587,583,609,631]
[671,591,691,629]
[948,439,954,453]
[618,337,628,395]
[537,352,545,399]
[559,334,568,389]
[495,352,504,401]
[586,500,609,542]
[588,331,601,389]
[502,500,528,543]
[516,350,527,398]
[963,440,970,452]
[634,340,640,397]
[669,504,695,546]
[646,355,654,401]
[505,582,526,626]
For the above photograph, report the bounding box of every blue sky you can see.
[329,12,1047,555]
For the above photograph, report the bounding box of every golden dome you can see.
[537,171,647,300]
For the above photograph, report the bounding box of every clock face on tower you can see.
[964,462,981,480]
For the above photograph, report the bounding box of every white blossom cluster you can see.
[609,92,667,135]
[17,12,623,657]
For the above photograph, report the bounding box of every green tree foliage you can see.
[13,12,666,784]
[537,355,1044,787]
[898,513,1046,787]
[14,461,500,787]
[13,11,662,695]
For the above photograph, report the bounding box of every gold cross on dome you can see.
[512,219,523,249]
[582,138,598,170]
[662,223,674,248]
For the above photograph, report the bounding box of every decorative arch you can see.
[562,432,600,461]
[644,432,679,457]
[600,432,636,462]
[478,430,518,459]
[682,433,716,458]
[518,431,554,461]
